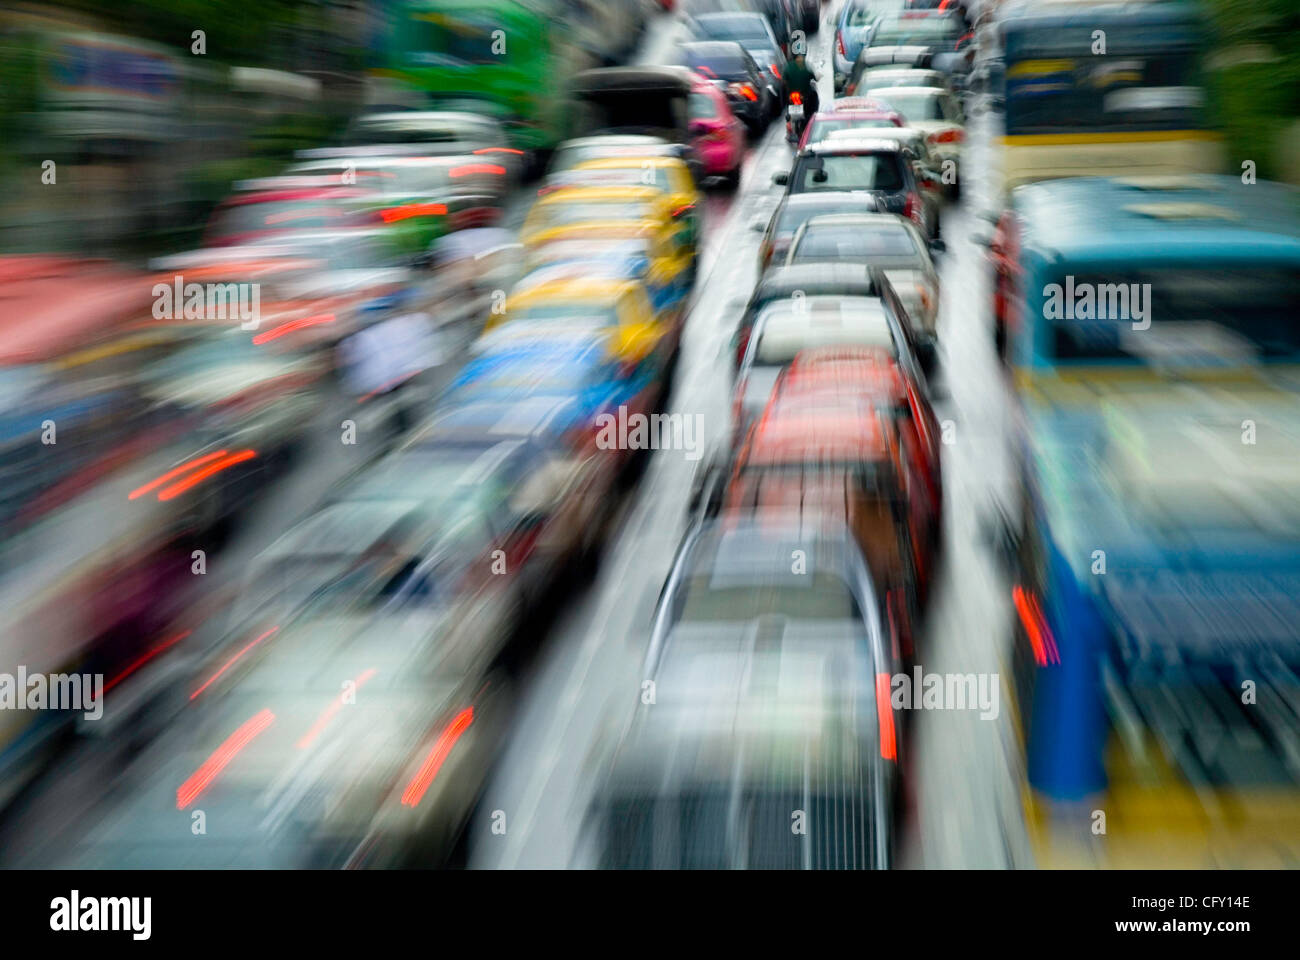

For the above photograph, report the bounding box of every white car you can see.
[864,86,965,186]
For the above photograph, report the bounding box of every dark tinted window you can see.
[794,153,905,192]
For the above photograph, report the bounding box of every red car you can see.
[688,70,747,185]
[204,183,377,247]
[777,346,942,588]
[797,102,905,150]
[722,375,928,654]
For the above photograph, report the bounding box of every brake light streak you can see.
[296,668,379,749]
[129,451,229,500]
[158,450,257,501]
[400,707,475,807]
[189,627,279,701]
[176,708,276,809]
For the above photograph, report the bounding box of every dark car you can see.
[773,139,928,235]
[589,512,900,869]
[689,12,788,98]
[680,40,778,133]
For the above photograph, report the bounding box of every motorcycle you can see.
[785,92,808,144]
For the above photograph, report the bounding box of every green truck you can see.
[375,0,596,160]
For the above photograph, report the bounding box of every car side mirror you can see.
[929,237,947,254]
[772,171,789,186]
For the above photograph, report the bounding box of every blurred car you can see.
[721,371,930,635]
[833,0,892,92]
[859,9,973,82]
[863,86,965,185]
[797,101,904,150]
[544,135,692,180]
[735,294,895,434]
[765,346,943,596]
[539,155,702,249]
[302,110,523,182]
[520,229,694,318]
[733,261,885,369]
[688,11,788,96]
[571,66,704,165]
[488,274,680,366]
[754,190,884,272]
[155,430,607,866]
[203,181,379,249]
[446,333,663,454]
[591,511,900,868]
[774,139,932,238]
[679,40,779,133]
[521,184,697,263]
[685,72,748,184]
[285,155,510,247]
[785,213,941,335]
[847,65,950,98]
[133,326,328,536]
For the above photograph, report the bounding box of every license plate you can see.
[788,104,804,119]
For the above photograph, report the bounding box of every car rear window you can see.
[795,153,905,192]
[791,223,920,260]
[871,91,948,122]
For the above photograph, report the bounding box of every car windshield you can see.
[792,224,920,259]
[698,16,770,42]
[685,51,749,77]
[1048,268,1300,365]
[795,153,904,191]
[871,91,947,121]
[870,16,962,46]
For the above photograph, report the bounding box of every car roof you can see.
[756,262,880,294]
[800,212,912,231]
[800,138,907,155]
[536,184,665,204]
[870,85,946,97]
[1011,175,1300,263]
[680,40,749,56]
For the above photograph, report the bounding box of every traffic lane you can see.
[468,120,799,869]
[901,99,1032,868]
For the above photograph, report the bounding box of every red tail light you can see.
[769,63,781,80]
[449,163,506,178]
[790,91,802,105]
[837,33,847,58]
[738,83,758,101]
[928,129,964,144]
[903,191,922,225]
[401,707,475,807]
[381,202,447,223]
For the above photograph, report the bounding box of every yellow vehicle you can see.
[483,276,675,371]
[521,222,694,322]
[521,185,696,266]
[561,156,701,246]
[995,0,1223,198]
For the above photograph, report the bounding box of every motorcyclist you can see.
[783,52,820,119]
